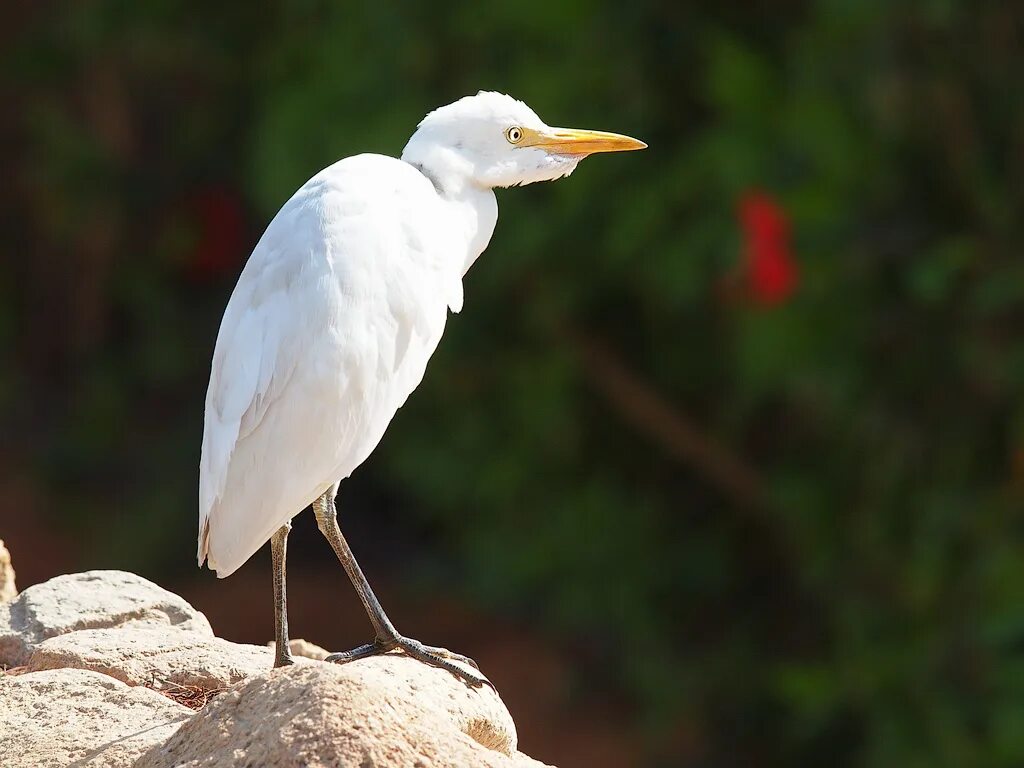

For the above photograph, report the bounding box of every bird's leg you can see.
[312,491,489,688]
[270,522,294,668]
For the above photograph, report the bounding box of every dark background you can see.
[3,2,1024,766]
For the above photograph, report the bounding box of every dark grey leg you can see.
[312,491,488,688]
[271,522,294,668]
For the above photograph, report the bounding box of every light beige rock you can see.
[267,637,332,661]
[2,569,553,767]
[0,667,193,768]
[0,539,15,603]
[28,624,277,689]
[0,570,212,667]
[137,655,553,768]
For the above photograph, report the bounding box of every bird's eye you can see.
[505,126,524,144]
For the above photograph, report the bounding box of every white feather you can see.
[199,153,490,576]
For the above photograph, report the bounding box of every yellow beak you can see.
[521,127,647,156]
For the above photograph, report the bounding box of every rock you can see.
[0,570,212,667]
[0,539,15,603]
[138,655,553,768]
[1,568,554,767]
[267,637,332,661]
[0,667,193,768]
[28,624,277,689]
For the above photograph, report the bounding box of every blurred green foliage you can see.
[3,1,1024,765]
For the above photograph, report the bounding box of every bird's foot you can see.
[271,640,295,668]
[273,652,295,668]
[325,635,489,689]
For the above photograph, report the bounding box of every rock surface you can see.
[138,657,551,768]
[0,667,193,768]
[0,564,554,768]
[268,636,332,661]
[29,624,276,689]
[0,570,212,667]
[0,539,15,603]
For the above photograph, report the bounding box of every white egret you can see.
[198,91,645,686]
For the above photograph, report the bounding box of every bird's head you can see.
[401,91,645,192]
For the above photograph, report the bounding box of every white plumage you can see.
[198,92,644,582]
[198,155,475,576]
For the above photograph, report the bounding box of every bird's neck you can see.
[401,145,498,278]
[443,183,497,277]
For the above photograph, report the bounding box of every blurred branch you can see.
[558,324,768,513]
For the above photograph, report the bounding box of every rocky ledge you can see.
[0,562,552,768]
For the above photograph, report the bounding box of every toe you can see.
[325,641,382,664]
[434,648,480,670]
[405,641,481,670]
[394,637,489,688]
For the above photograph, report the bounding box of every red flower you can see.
[737,190,798,306]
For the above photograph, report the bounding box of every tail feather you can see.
[197,515,211,568]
